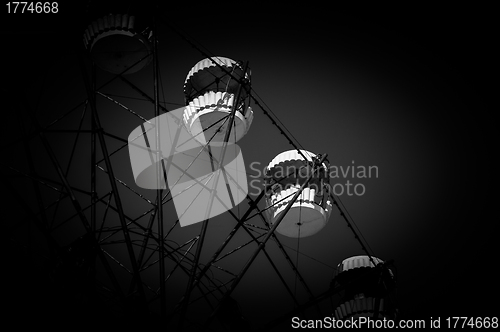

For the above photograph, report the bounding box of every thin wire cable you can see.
[282,243,336,270]
[250,87,306,153]
[294,206,301,306]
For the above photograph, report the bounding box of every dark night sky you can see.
[2,3,496,330]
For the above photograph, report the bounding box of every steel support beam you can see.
[79,53,146,301]
[204,153,328,328]
[179,61,249,329]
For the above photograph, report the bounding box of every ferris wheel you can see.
[3,7,398,331]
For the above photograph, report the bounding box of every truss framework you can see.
[2,15,393,331]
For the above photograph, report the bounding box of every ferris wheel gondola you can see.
[183,56,253,146]
[264,149,333,238]
[332,255,397,319]
[83,13,152,74]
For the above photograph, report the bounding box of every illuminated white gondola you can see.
[83,14,152,74]
[264,149,332,238]
[183,56,253,146]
